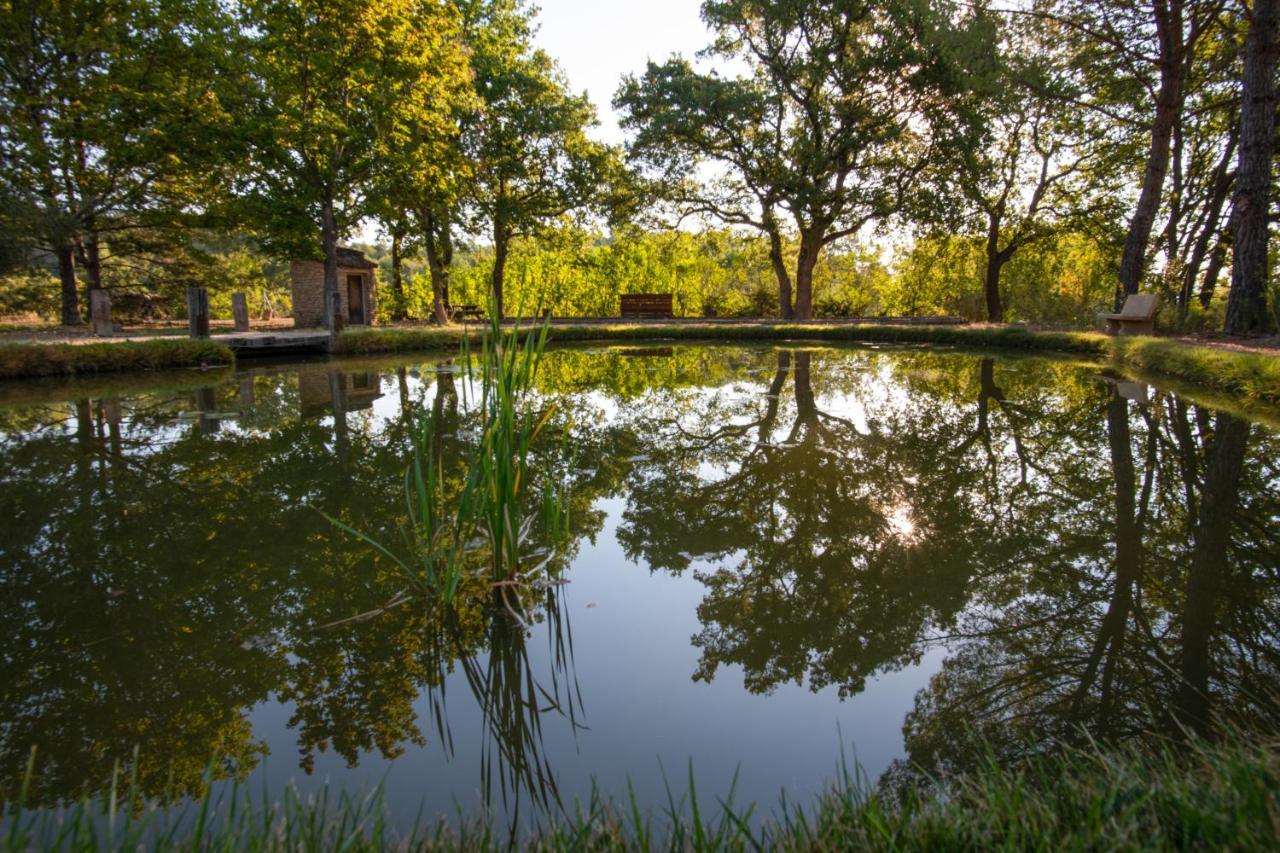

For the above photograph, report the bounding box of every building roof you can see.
[336,247,376,269]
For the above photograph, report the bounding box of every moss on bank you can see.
[0,338,233,381]
[4,736,1277,850]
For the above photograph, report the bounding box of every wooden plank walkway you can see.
[215,330,331,357]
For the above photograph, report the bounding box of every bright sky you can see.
[362,1,716,242]
[530,0,714,144]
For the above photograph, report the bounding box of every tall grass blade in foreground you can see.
[7,733,1280,849]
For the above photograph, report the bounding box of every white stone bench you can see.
[1100,293,1158,336]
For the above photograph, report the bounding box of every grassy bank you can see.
[1109,337,1280,405]
[336,321,1110,357]
[0,324,1274,409]
[4,736,1277,850]
[0,338,233,381]
[338,322,1280,406]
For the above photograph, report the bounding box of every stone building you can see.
[290,248,378,327]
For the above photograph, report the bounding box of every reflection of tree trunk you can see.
[792,352,816,426]
[955,359,1004,460]
[1072,392,1142,731]
[432,366,457,421]
[238,376,255,412]
[977,358,1002,438]
[1175,412,1250,736]
[194,387,219,436]
[328,369,350,468]
[758,351,791,443]
[397,367,411,421]
[74,398,93,470]
[431,364,458,460]
[102,399,122,458]
[1168,398,1199,525]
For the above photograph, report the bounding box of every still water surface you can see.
[1,344,1278,827]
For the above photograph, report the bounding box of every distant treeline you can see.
[355,227,1117,326]
[0,0,1275,334]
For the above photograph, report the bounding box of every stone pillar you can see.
[186,287,210,339]
[90,289,113,336]
[232,291,250,332]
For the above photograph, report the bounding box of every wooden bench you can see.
[1100,293,1158,335]
[620,293,674,319]
[448,303,485,322]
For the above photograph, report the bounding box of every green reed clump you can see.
[327,306,565,606]
[459,308,558,583]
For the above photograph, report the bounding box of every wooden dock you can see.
[215,330,332,357]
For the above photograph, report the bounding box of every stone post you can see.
[186,287,210,339]
[232,291,250,332]
[89,289,113,336]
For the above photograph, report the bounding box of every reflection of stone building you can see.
[290,248,378,327]
[298,367,383,418]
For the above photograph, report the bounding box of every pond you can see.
[1,343,1278,830]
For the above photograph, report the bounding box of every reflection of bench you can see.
[1101,293,1158,335]
[449,304,485,322]
[620,293,674,319]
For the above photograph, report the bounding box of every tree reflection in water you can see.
[610,348,1280,779]
[0,346,1277,818]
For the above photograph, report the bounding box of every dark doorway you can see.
[346,275,366,325]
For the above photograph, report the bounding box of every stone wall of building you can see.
[290,261,378,327]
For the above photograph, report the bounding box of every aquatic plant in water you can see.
[326,306,569,612]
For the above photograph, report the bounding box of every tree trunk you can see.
[1116,6,1187,305]
[56,243,81,325]
[767,226,793,320]
[1175,412,1250,735]
[389,228,406,321]
[984,215,1010,323]
[792,231,822,321]
[423,209,453,325]
[75,229,103,291]
[321,195,340,336]
[1199,227,1231,308]
[1179,128,1237,315]
[1225,0,1280,335]
[75,228,108,330]
[492,219,509,320]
